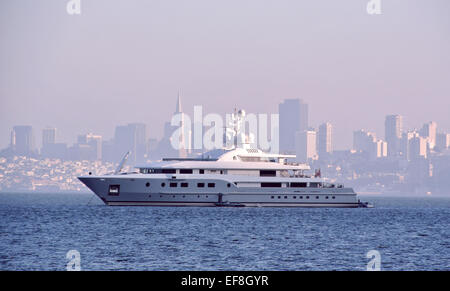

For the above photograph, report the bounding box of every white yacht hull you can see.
[79,175,360,208]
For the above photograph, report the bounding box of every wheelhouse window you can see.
[108,185,120,196]
[180,169,193,174]
[290,182,307,188]
[261,182,282,188]
[260,170,276,177]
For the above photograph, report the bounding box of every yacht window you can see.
[261,182,282,188]
[181,182,188,188]
[180,169,193,174]
[260,170,276,177]
[197,183,205,188]
[170,183,177,188]
[227,183,231,188]
[290,182,307,188]
[162,169,176,174]
[309,182,322,188]
[208,183,215,188]
[199,169,205,174]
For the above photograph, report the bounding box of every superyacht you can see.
[79,147,370,208]
[79,106,371,208]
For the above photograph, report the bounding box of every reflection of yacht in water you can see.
[78,108,371,208]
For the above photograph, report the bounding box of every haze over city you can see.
[1,0,450,150]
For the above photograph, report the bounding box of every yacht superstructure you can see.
[79,147,366,207]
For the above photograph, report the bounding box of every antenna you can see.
[115,151,131,175]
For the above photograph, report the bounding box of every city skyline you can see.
[1,1,450,150]
[3,96,448,162]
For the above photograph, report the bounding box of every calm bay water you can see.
[0,192,449,270]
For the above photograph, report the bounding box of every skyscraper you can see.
[41,127,67,159]
[279,99,308,154]
[42,127,56,147]
[295,129,317,163]
[409,133,428,160]
[11,126,34,156]
[400,130,416,161]
[436,133,450,151]
[420,121,437,149]
[385,115,403,157]
[317,122,332,159]
[353,129,386,160]
[174,93,187,158]
[72,133,102,161]
[114,123,147,164]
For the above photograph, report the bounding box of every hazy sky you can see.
[1,0,449,150]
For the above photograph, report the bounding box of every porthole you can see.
[306,196,309,199]
[284,196,288,199]
[332,196,336,199]
[271,196,274,199]
[293,196,296,199]
[316,196,319,199]
[146,182,150,187]
[161,182,165,187]
[149,195,152,198]
[173,195,176,198]
[227,183,231,188]
[300,196,303,199]
[326,196,329,199]
[278,196,281,199]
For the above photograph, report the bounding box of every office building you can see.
[385,115,403,157]
[279,99,308,154]
[317,122,332,159]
